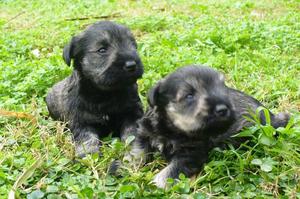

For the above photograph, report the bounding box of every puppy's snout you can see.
[124,61,137,72]
[214,104,230,117]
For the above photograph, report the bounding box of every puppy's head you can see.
[63,21,144,89]
[148,65,235,136]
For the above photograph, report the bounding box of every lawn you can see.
[0,0,299,198]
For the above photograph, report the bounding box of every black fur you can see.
[129,65,289,188]
[46,21,144,157]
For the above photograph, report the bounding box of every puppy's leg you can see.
[72,127,101,157]
[259,109,290,129]
[119,119,142,162]
[119,120,146,164]
[115,138,149,171]
[272,112,290,128]
[119,102,143,142]
[124,138,149,163]
[119,112,143,140]
[153,152,208,188]
[120,121,138,142]
[152,161,178,188]
[109,137,150,175]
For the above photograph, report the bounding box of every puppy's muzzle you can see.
[214,104,230,118]
[123,60,137,72]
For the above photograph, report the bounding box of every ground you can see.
[0,0,299,198]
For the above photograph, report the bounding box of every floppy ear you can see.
[63,43,72,66]
[147,82,161,107]
[63,36,77,66]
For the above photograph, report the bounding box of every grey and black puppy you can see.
[129,65,289,188]
[46,21,144,157]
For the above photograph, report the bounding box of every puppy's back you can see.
[46,75,76,121]
[228,88,289,128]
[211,87,290,146]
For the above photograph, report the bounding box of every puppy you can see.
[129,65,289,188]
[46,21,144,157]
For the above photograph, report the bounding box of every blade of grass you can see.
[8,155,44,199]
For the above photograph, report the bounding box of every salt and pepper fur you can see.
[130,65,289,188]
[46,21,144,157]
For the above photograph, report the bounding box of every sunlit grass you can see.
[0,0,299,198]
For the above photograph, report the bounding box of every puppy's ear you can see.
[63,43,72,66]
[63,36,77,66]
[148,81,161,107]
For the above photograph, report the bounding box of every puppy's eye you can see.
[97,47,107,54]
[185,94,194,101]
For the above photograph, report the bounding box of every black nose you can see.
[124,61,136,72]
[214,104,229,117]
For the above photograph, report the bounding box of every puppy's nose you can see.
[124,61,136,72]
[214,104,229,117]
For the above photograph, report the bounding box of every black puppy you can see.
[128,65,289,188]
[46,21,144,157]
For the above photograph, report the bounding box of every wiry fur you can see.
[130,65,289,188]
[46,21,144,157]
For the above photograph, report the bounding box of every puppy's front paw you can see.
[108,160,122,175]
[123,142,146,166]
[152,172,168,188]
[152,165,175,188]
[75,138,101,157]
[75,145,101,158]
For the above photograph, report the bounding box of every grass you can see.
[0,0,299,198]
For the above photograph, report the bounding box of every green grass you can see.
[0,0,299,198]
